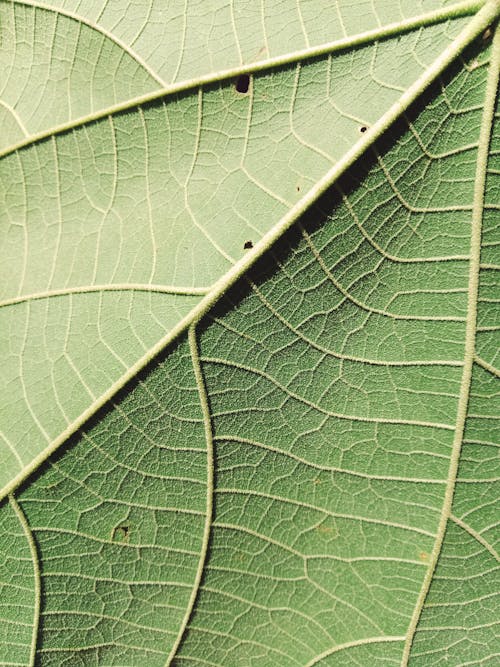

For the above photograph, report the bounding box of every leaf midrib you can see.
[0,0,486,161]
[1,0,498,507]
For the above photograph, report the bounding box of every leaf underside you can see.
[0,1,499,665]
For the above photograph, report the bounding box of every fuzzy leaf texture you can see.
[0,0,499,665]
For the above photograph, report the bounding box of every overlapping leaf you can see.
[0,1,499,665]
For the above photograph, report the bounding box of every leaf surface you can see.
[0,1,499,665]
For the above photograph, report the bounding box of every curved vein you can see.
[249,280,464,367]
[0,99,29,137]
[202,355,456,431]
[0,1,488,161]
[8,495,41,667]
[12,0,167,86]
[0,283,210,308]
[165,325,214,665]
[1,3,498,502]
[401,20,500,665]
[215,434,448,483]
[301,223,466,322]
[304,636,405,667]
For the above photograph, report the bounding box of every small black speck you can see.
[243,240,253,249]
[359,126,367,133]
[235,74,250,94]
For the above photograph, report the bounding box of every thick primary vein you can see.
[401,19,500,665]
[166,325,214,666]
[2,3,498,504]
[0,1,487,161]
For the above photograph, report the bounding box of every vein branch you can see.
[401,19,500,664]
[0,0,488,160]
[8,495,41,666]
[2,1,499,503]
[165,325,214,665]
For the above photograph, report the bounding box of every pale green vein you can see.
[11,0,167,87]
[38,642,166,655]
[42,609,174,635]
[170,656,218,667]
[0,284,210,309]
[0,1,488,161]
[249,281,465,367]
[216,490,437,538]
[301,224,466,322]
[202,355,456,431]
[199,584,336,645]
[375,147,475,214]
[401,19,500,665]
[425,590,498,606]
[1,429,24,468]
[304,636,405,667]
[214,434,448,484]
[213,520,304,557]
[303,568,385,634]
[450,514,500,561]
[418,619,500,631]
[42,571,194,589]
[474,354,500,376]
[182,625,303,665]
[8,495,40,667]
[336,183,471,264]
[0,99,29,137]
[2,2,498,503]
[165,325,214,666]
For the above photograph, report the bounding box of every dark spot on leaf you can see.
[235,74,250,94]
[359,125,367,133]
[243,240,253,249]
[112,525,130,543]
[296,185,300,192]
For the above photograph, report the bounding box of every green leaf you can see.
[1,1,499,665]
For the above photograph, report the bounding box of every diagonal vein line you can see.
[165,325,214,665]
[0,284,210,308]
[450,514,500,561]
[0,1,488,160]
[11,0,167,87]
[305,636,406,667]
[2,2,499,503]
[401,19,500,665]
